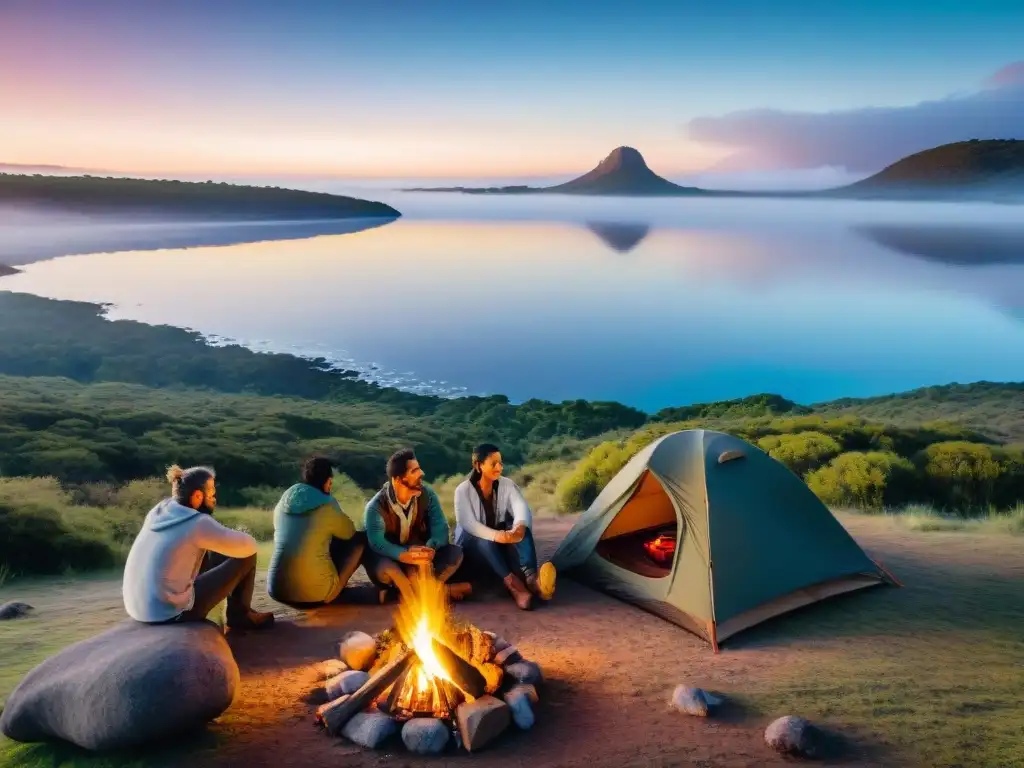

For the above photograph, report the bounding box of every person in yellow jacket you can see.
[267,456,365,606]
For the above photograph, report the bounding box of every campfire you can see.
[315,566,543,754]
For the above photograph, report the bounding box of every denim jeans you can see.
[461,527,539,581]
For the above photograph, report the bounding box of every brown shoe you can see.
[446,582,473,602]
[503,573,533,611]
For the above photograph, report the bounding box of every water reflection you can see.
[585,221,651,253]
[854,224,1024,266]
[3,215,1023,410]
[0,213,398,268]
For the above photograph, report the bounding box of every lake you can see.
[3,193,1024,411]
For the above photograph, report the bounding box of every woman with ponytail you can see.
[453,444,556,610]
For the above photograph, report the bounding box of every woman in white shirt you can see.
[453,443,556,610]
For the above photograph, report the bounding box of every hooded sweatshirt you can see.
[122,498,258,623]
[267,484,356,604]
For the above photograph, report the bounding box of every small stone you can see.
[764,715,820,757]
[338,631,377,671]
[505,660,543,686]
[670,685,722,717]
[326,670,369,699]
[0,602,34,620]
[503,687,535,730]
[488,633,511,653]
[477,663,504,695]
[494,645,522,667]
[456,695,510,752]
[341,712,398,749]
[507,683,538,704]
[401,717,449,754]
[314,659,348,679]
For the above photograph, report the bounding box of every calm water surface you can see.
[3,194,1024,411]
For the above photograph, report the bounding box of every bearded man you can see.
[363,448,470,602]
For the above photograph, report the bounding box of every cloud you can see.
[686,62,1024,174]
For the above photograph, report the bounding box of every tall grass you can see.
[0,473,367,581]
[880,502,1024,534]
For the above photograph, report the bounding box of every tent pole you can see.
[872,558,903,587]
[710,622,720,654]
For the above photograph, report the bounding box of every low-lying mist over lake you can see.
[3,193,1023,410]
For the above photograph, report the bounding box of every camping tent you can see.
[551,429,897,650]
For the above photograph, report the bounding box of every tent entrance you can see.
[594,471,680,579]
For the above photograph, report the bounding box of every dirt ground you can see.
[4,515,1023,768]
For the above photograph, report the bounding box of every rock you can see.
[456,695,510,752]
[0,620,238,751]
[401,717,449,754]
[477,663,504,695]
[508,683,538,704]
[338,631,377,671]
[0,602,34,620]
[487,633,511,653]
[505,660,543,686]
[503,686,535,730]
[670,685,723,717]
[341,712,398,749]
[314,659,348,679]
[494,645,522,666]
[326,670,369,699]
[765,715,820,757]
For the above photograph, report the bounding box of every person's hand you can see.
[413,545,435,562]
[509,524,527,543]
[494,529,515,545]
[399,546,434,565]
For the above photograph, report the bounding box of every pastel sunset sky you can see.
[2,0,1023,179]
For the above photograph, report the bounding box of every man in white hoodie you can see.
[122,465,275,630]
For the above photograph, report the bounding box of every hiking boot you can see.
[503,573,533,610]
[446,582,473,601]
[526,562,557,601]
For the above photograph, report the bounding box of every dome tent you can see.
[551,429,898,651]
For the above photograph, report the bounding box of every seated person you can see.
[454,443,556,610]
[123,465,275,630]
[267,456,366,606]
[363,448,471,602]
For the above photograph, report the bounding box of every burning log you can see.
[430,637,487,699]
[318,648,415,734]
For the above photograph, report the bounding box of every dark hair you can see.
[387,448,417,479]
[167,464,215,506]
[301,456,334,491]
[470,443,501,483]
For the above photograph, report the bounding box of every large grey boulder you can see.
[0,620,238,752]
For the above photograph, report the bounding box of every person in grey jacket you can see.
[453,443,556,610]
[122,464,275,630]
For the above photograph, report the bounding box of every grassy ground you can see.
[1,516,1022,767]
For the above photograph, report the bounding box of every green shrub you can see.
[806,451,916,510]
[217,507,275,542]
[0,478,116,574]
[756,431,842,477]
[917,441,1002,511]
[555,440,631,512]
